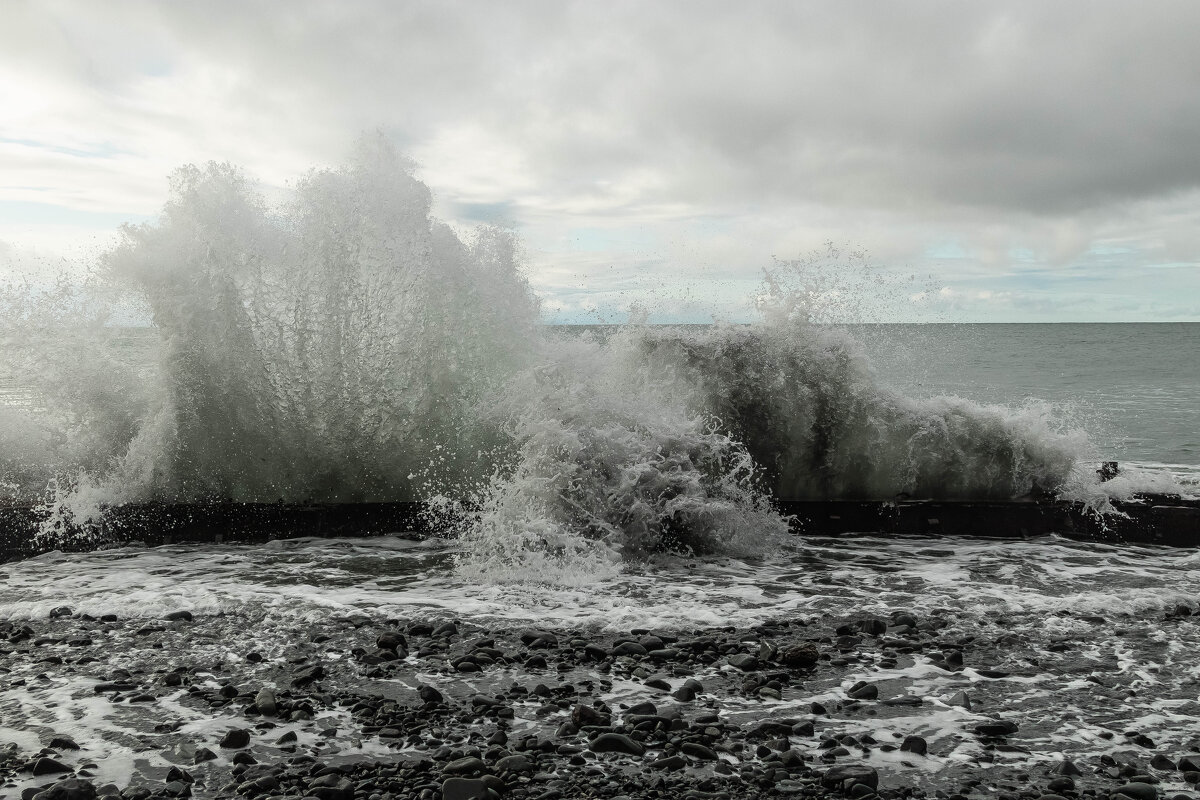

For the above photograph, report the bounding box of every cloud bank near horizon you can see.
[2,1,1199,321]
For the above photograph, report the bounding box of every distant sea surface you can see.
[854,322,1200,473]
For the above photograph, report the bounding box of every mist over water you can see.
[0,137,1180,570]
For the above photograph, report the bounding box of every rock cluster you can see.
[2,608,1199,800]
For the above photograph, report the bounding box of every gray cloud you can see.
[3,0,1199,320]
[10,0,1200,216]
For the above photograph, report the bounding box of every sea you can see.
[1,141,1199,794]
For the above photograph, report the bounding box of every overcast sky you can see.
[2,0,1199,322]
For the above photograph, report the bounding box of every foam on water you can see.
[4,534,1200,792]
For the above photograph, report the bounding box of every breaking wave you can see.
[0,136,1140,574]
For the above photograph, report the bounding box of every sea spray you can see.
[0,137,1154,565]
[7,136,541,525]
[455,327,788,583]
[632,324,1090,500]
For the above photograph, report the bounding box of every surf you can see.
[0,136,1176,573]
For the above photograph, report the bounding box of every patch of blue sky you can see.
[0,200,154,228]
[567,226,657,253]
[139,56,173,78]
[924,240,969,259]
[0,137,130,160]
[1087,243,1133,256]
[452,201,516,225]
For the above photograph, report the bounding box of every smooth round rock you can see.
[589,733,646,756]
[822,764,879,791]
[1115,783,1159,800]
[219,729,251,749]
[441,778,489,800]
[443,756,486,775]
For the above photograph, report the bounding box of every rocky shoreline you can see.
[3,604,1199,800]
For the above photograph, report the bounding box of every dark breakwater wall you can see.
[1,497,1197,563]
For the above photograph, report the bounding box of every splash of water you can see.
[0,137,1149,574]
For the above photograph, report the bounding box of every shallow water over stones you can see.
[2,534,1200,799]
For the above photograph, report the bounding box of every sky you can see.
[2,0,1199,322]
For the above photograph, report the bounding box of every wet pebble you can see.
[218,729,251,749]
[441,777,490,800]
[1114,782,1158,800]
[588,733,646,756]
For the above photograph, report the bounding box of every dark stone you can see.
[291,663,324,687]
[571,703,611,727]
[589,733,646,756]
[792,721,815,737]
[583,643,609,661]
[1046,777,1075,792]
[29,757,72,775]
[1053,759,1083,776]
[782,643,819,668]
[822,764,879,792]
[376,630,407,651]
[974,720,1019,737]
[165,767,192,784]
[163,611,193,622]
[900,735,927,755]
[859,618,888,636]
[193,748,217,764]
[443,756,486,775]
[418,683,443,704]
[219,729,251,749]
[1151,754,1176,771]
[432,621,459,638]
[162,780,190,798]
[681,742,719,760]
[496,754,534,772]
[611,641,648,657]
[671,682,698,701]
[651,755,687,770]
[48,736,80,750]
[1179,755,1200,772]
[253,687,276,716]
[92,682,136,693]
[441,778,489,800]
[519,628,558,649]
[309,778,354,800]
[727,653,758,670]
[847,681,878,700]
[31,779,97,800]
[1114,783,1158,800]
[49,606,73,619]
